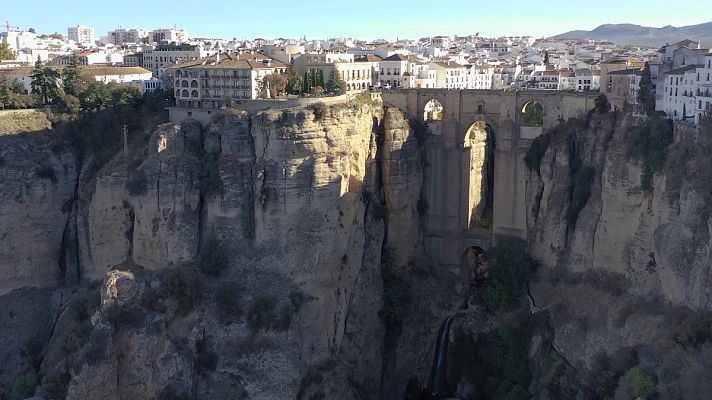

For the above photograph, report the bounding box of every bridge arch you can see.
[521,99,545,127]
[424,99,444,121]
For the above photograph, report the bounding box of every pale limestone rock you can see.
[0,130,78,295]
[100,269,141,310]
[382,107,423,264]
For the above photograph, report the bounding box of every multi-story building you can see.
[168,52,287,109]
[107,28,148,45]
[67,25,95,46]
[0,31,37,52]
[608,68,642,111]
[123,53,143,67]
[293,53,371,93]
[143,43,213,78]
[378,54,409,88]
[54,51,123,66]
[259,44,305,64]
[148,29,188,44]
[694,54,712,124]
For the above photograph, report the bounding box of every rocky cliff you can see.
[0,100,434,400]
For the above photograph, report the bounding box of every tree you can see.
[325,68,347,95]
[49,32,64,41]
[285,67,303,95]
[637,62,655,116]
[62,55,88,97]
[303,71,310,94]
[543,51,550,65]
[0,43,15,60]
[30,57,60,105]
[259,73,288,98]
[28,27,36,34]
[594,94,611,114]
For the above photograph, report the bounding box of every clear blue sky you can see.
[4,0,712,40]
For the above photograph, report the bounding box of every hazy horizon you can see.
[5,0,712,41]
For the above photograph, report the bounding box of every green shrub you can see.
[161,268,201,316]
[309,102,328,121]
[198,233,228,276]
[199,153,222,195]
[451,324,532,399]
[8,370,39,400]
[126,169,148,196]
[273,304,294,332]
[524,133,551,173]
[195,337,218,376]
[215,282,243,324]
[629,366,655,399]
[39,370,70,400]
[36,163,57,183]
[481,238,527,311]
[380,250,409,350]
[289,290,306,313]
[20,339,42,371]
[594,94,611,114]
[247,295,276,332]
[568,166,595,227]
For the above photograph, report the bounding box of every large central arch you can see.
[462,120,495,231]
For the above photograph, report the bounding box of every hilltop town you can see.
[1,24,711,125]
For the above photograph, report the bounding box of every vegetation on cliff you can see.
[481,238,529,311]
[627,116,673,191]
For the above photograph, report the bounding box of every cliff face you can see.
[0,101,433,399]
[0,120,79,295]
[525,113,712,396]
[528,114,712,310]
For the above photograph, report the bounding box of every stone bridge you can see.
[381,89,599,267]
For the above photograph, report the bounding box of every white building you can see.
[149,29,188,44]
[67,25,95,46]
[694,54,712,124]
[0,31,37,52]
[83,66,153,84]
[143,43,213,78]
[107,28,148,45]
[168,52,288,108]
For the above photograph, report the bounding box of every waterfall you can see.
[426,315,455,398]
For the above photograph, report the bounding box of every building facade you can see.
[67,25,95,46]
[143,44,213,78]
[169,52,287,109]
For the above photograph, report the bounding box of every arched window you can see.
[521,100,544,126]
[182,89,189,97]
[424,99,444,121]
[175,70,182,78]
[181,80,189,88]
[175,79,180,87]
[191,90,199,97]
[191,80,198,88]
[175,89,180,97]
[477,104,484,113]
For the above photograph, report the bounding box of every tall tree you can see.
[62,55,87,96]
[543,51,549,65]
[637,62,655,116]
[30,57,60,105]
[303,71,310,94]
[0,43,15,60]
[326,68,347,95]
[285,67,303,95]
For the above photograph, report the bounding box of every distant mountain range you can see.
[553,21,712,47]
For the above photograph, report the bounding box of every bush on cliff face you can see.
[215,282,243,324]
[524,133,551,174]
[451,324,532,400]
[481,238,528,311]
[380,247,410,350]
[628,116,673,191]
[161,268,201,316]
[247,295,276,332]
[198,233,228,276]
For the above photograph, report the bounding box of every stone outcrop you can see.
[0,100,432,399]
